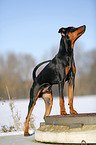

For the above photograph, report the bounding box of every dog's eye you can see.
[70,27,75,33]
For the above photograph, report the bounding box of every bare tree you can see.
[0,53,36,99]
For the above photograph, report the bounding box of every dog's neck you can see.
[58,36,73,57]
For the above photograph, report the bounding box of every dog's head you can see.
[58,25,86,48]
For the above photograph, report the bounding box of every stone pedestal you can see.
[35,113,96,143]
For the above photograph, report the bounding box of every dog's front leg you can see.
[59,82,66,115]
[68,81,77,114]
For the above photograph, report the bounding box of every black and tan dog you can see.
[24,25,86,136]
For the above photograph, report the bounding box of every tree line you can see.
[0,48,96,100]
[0,53,35,100]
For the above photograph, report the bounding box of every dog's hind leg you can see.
[42,87,53,120]
[59,81,67,115]
[24,87,41,136]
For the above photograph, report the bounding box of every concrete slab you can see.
[35,125,96,143]
[45,113,96,128]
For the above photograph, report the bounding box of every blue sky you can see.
[0,0,96,63]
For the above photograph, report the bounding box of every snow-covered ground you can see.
[0,95,96,136]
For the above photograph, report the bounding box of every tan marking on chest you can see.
[72,65,76,74]
[65,66,71,75]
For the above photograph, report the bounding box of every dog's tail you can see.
[33,60,51,80]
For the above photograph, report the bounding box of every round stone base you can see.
[35,125,96,143]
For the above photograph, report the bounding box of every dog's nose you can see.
[83,25,86,31]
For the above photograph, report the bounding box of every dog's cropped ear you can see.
[58,27,65,36]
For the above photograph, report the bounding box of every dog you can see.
[24,25,86,136]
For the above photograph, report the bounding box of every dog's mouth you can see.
[69,25,86,48]
[77,29,85,36]
[73,25,86,43]
[77,25,86,37]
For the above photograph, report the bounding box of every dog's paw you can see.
[61,111,67,115]
[24,130,30,136]
[24,132,30,136]
[70,109,77,114]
